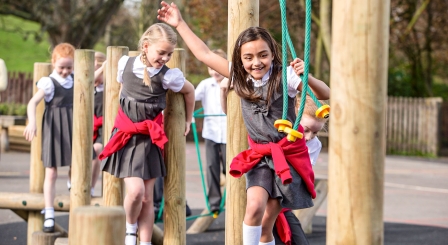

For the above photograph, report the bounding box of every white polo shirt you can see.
[195,77,227,144]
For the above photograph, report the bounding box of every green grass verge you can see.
[0,15,52,73]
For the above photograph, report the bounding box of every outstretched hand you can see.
[290,58,305,77]
[157,1,183,28]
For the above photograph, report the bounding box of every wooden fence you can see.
[386,97,443,156]
[0,72,33,104]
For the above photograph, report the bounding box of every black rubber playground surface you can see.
[1,209,448,245]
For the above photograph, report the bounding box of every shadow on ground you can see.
[1,209,448,245]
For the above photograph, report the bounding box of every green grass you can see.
[0,15,52,73]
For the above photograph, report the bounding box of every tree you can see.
[0,0,124,48]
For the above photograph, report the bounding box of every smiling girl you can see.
[158,2,329,244]
[99,23,195,245]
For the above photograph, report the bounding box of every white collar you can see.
[50,70,73,83]
[248,65,272,87]
[135,55,162,78]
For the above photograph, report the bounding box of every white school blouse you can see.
[116,55,184,93]
[37,70,74,102]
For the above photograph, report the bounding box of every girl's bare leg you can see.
[137,178,157,242]
[244,186,269,225]
[90,143,103,193]
[260,198,282,242]
[43,167,57,208]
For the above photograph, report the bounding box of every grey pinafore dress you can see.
[101,56,168,179]
[94,86,103,144]
[41,77,73,168]
[241,84,313,210]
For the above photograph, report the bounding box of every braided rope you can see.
[279,0,322,130]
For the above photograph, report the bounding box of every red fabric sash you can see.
[229,126,315,198]
[98,109,167,160]
[93,114,103,142]
[275,208,292,245]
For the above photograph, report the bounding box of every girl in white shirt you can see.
[23,43,76,233]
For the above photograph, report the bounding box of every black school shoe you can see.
[43,218,55,233]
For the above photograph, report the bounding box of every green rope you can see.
[279,0,322,130]
[280,0,289,120]
[154,108,226,223]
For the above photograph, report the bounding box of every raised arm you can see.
[290,58,330,100]
[158,1,229,78]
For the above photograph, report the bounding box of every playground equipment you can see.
[327,1,389,244]
[0,48,189,245]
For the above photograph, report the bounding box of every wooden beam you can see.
[226,1,258,244]
[0,192,102,211]
[28,62,52,245]
[163,48,186,245]
[327,0,390,244]
[103,46,128,206]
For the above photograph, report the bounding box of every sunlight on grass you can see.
[0,15,51,72]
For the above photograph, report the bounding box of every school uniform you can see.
[93,84,104,144]
[101,55,184,179]
[235,66,314,210]
[37,71,74,168]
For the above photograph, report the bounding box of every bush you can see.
[0,103,27,116]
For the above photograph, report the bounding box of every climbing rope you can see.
[276,0,330,141]
[155,108,226,223]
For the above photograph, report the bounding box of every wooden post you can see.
[69,50,95,241]
[32,231,63,245]
[226,1,258,244]
[0,192,102,211]
[128,51,140,57]
[103,46,128,206]
[163,48,186,245]
[327,1,390,244]
[69,206,125,245]
[28,63,51,245]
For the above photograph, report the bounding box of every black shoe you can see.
[186,203,192,217]
[43,218,55,233]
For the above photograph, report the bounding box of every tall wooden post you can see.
[327,1,390,244]
[103,46,129,206]
[28,63,52,245]
[163,48,186,245]
[226,1,258,244]
[69,50,95,242]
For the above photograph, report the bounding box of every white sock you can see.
[90,187,95,196]
[140,242,152,245]
[43,207,55,227]
[243,222,262,245]
[125,221,138,245]
[67,180,71,189]
[259,239,275,245]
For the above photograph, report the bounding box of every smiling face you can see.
[143,40,175,69]
[240,38,274,80]
[301,115,325,142]
[53,57,74,79]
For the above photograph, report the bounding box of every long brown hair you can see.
[229,27,282,106]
